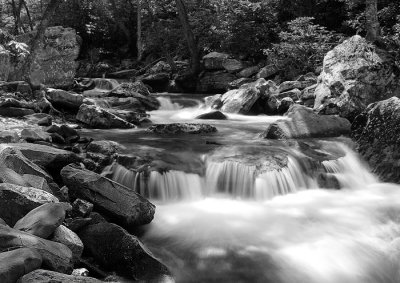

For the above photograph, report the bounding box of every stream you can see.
[82,93,400,283]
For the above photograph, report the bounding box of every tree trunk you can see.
[23,0,34,31]
[21,0,61,84]
[175,0,200,75]
[365,0,380,42]
[137,0,143,61]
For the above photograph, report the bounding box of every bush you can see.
[264,17,344,80]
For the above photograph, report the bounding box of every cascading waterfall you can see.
[322,145,377,188]
[157,97,183,110]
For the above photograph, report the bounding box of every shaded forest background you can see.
[1,0,400,80]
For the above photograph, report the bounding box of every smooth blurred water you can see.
[85,94,400,283]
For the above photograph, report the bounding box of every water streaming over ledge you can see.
[92,95,400,283]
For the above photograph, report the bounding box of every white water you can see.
[97,95,400,283]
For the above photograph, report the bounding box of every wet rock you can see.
[50,133,65,144]
[220,78,272,114]
[0,225,73,273]
[203,52,230,70]
[222,59,245,73]
[72,199,93,217]
[37,116,52,126]
[51,225,84,264]
[196,111,227,120]
[0,248,42,283]
[196,71,236,93]
[0,183,58,226]
[262,104,351,139]
[86,140,125,156]
[109,82,160,110]
[147,123,217,134]
[313,35,400,120]
[277,97,294,114]
[76,104,135,129]
[72,268,89,277]
[317,173,341,190]
[10,26,80,88]
[0,107,34,117]
[79,222,170,280]
[301,84,317,107]
[46,88,83,111]
[61,164,155,228]
[276,88,301,101]
[204,94,223,109]
[19,269,102,283]
[351,97,400,183]
[0,218,7,226]
[82,78,119,97]
[14,203,71,239]
[21,129,51,143]
[278,80,313,93]
[0,131,19,143]
[8,143,81,180]
[228,78,254,89]
[0,145,56,186]
[256,64,279,79]
[22,174,52,193]
[238,66,259,78]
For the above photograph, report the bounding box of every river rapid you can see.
[82,93,400,283]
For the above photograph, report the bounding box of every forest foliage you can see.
[0,0,399,78]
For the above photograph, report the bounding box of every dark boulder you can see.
[351,97,400,183]
[196,111,227,120]
[61,164,155,228]
[79,222,169,280]
[147,123,217,134]
[0,248,42,283]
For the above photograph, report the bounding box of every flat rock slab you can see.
[147,123,217,134]
[61,164,155,228]
[0,225,73,274]
[0,248,42,283]
[14,203,71,239]
[18,269,102,283]
[262,105,351,139]
[0,183,58,226]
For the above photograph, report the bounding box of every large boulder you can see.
[203,52,230,70]
[78,222,169,280]
[196,111,227,120]
[0,225,73,273]
[256,64,279,79]
[50,225,83,264]
[147,123,217,134]
[46,88,83,110]
[76,104,135,129]
[313,35,400,120]
[261,104,351,139]
[14,203,71,239]
[141,73,169,92]
[352,97,400,183]
[18,269,102,283]
[109,82,160,110]
[61,164,155,228]
[238,66,259,78]
[10,26,80,88]
[222,59,245,73]
[219,78,276,114]
[6,143,81,182]
[0,183,58,226]
[0,45,10,81]
[0,107,34,118]
[0,248,42,283]
[196,71,236,93]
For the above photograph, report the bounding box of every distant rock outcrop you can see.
[313,35,400,120]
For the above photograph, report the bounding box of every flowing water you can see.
[85,93,400,283]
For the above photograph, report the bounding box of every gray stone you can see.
[76,104,135,129]
[147,123,217,134]
[51,225,83,264]
[18,269,102,283]
[0,225,73,273]
[61,164,155,228]
[238,66,259,78]
[46,88,84,110]
[0,248,42,283]
[203,52,230,70]
[0,183,58,227]
[262,104,351,139]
